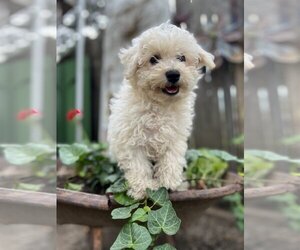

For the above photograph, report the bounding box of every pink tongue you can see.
[166,86,178,93]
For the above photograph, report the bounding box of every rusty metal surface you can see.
[57,179,243,227]
[245,172,300,198]
[0,187,55,208]
[57,182,243,210]
[0,176,243,226]
[57,196,219,227]
[169,183,243,202]
[57,188,111,210]
[245,184,298,198]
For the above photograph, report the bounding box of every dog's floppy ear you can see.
[197,47,215,72]
[119,43,139,80]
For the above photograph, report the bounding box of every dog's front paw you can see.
[157,175,182,191]
[127,188,146,200]
[127,181,159,200]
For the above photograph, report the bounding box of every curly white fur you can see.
[107,23,215,199]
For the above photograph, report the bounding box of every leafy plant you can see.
[281,134,300,145]
[111,222,152,250]
[109,181,181,250]
[185,149,243,188]
[64,182,84,191]
[58,143,121,193]
[244,150,300,187]
[246,150,300,164]
[244,153,274,187]
[0,143,56,192]
[245,149,300,232]
[185,149,245,232]
[60,146,243,193]
[223,193,244,231]
[2,143,55,166]
[268,193,300,231]
[232,134,244,145]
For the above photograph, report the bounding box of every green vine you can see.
[108,180,179,250]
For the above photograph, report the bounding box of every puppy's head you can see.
[119,23,215,102]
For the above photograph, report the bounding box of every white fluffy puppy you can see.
[107,23,215,199]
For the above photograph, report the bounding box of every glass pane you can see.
[244,0,300,249]
[0,0,56,249]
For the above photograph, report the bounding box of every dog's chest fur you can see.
[108,84,195,161]
[128,101,192,160]
[133,108,175,158]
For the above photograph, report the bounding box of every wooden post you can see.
[91,227,103,250]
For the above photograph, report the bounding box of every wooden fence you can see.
[176,0,244,156]
[244,0,300,158]
[245,61,300,158]
[190,62,243,157]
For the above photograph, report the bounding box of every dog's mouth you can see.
[162,85,180,96]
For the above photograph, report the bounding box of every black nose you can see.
[165,70,180,84]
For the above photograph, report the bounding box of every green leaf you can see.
[246,150,300,164]
[237,220,244,231]
[99,173,119,185]
[186,149,243,163]
[16,183,43,191]
[281,134,300,145]
[59,143,90,165]
[111,204,139,220]
[65,182,83,191]
[147,187,169,206]
[3,143,54,165]
[232,134,244,145]
[106,178,128,193]
[223,193,241,203]
[143,206,151,212]
[207,149,243,163]
[90,142,108,151]
[291,172,300,177]
[114,192,137,206]
[148,201,181,235]
[185,149,201,163]
[153,243,176,250]
[110,223,152,250]
[131,208,148,222]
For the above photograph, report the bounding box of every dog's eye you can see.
[150,55,160,65]
[177,55,186,62]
